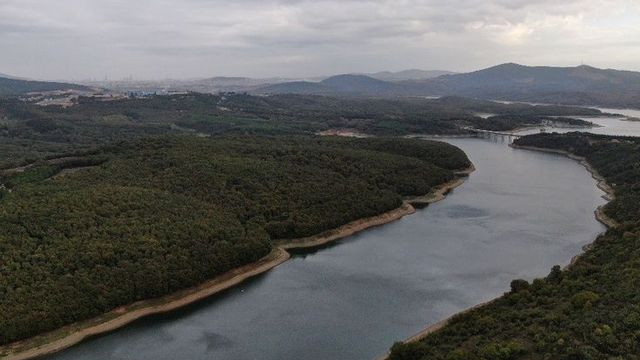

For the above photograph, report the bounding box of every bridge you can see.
[462,127,526,143]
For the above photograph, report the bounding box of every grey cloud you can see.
[0,0,638,80]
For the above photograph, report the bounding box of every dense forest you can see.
[0,135,471,345]
[0,93,601,168]
[388,132,640,360]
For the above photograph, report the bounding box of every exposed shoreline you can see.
[278,203,417,251]
[280,167,474,251]
[377,143,618,360]
[510,144,618,228]
[374,299,499,360]
[0,248,291,360]
[1,165,474,360]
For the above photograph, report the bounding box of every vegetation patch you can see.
[0,135,471,345]
[0,94,603,168]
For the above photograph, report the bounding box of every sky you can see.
[0,0,639,80]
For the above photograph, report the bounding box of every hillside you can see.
[405,63,640,108]
[257,64,640,108]
[321,74,399,93]
[365,69,455,82]
[0,93,604,169]
[0,135,470,345]
[257,80,332,94]
[0,76,89,96]
[257,74,399,95]
[0,73,28,81]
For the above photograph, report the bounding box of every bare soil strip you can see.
[1,166,475,360]
[375,145,618,360]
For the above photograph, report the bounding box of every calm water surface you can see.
[45,137,609,360]
[513,106,640,137]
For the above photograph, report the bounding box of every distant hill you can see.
[257,81,332,94]
[198,76,287,87]
[0,76,89,96]
[257,74,400,95]
[0,73,29,81]
[365,69,455,81]
[404,63,640,107]
[259,64,640,107]
[321,74,399,93]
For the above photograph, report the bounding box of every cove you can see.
[514,106,640,137]
[43,137,607,360]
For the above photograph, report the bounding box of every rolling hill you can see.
[0,76,90,96]
[257,64,640,108]
[320,74,399,93]
[0,73,29,81]
[257,80,332,94]
[365,69,455,81]
[257,74,400,95]
[405,63,640,107]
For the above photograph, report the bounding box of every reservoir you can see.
[44,136,610,360]
[514,106,640,137]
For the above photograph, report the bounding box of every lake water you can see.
[507,106,640,137]
[595,107,640,119]
[44,136,609,360]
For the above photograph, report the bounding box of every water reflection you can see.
[45,138,609,360]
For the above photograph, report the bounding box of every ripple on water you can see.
[444,205,490,219]
[200,332,235,352]
[40,137,612,360]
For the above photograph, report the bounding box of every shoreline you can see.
[0,247,291,360]
[280,167,474,251]
[621,116,640,122]
[1,165,475,360]
[377,144,619,360]
[278,203,417,250]
[509,144,618,228]
[405,177,467,207]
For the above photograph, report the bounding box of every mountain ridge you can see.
[363,69,455,81]
[256,63,640,107]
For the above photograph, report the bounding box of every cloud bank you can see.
[0,0,638,79]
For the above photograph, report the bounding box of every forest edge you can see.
[375,143,618,360]
[0,164,475,360]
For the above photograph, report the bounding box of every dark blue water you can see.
[44,138,608,360]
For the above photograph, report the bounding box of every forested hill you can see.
[258,74,400,95]
[0,135,471,345]
[0,76,89,96]
[0,93,600,169]
[388,132,640,360]
[254,64,640,108]
[404,63,640,108]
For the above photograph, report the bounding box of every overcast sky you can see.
[1,0,639,80]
